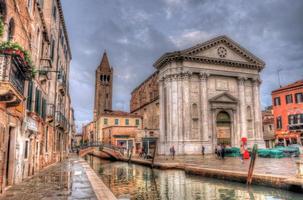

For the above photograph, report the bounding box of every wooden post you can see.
[128,146,133,163]
[247,144,258,185]
[151,142,157,168]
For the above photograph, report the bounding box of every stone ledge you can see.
[79,159,117,200]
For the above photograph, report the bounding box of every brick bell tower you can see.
[94,51,113,120]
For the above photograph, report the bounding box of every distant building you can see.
[94,51,113,120]
[262,106,275,148]
[272,80,303,145]
[96,110,142,142]
[82,121,95,143]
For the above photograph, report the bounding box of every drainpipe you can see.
[53,13,62,162]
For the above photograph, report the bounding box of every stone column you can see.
[166,75,172,154]
[238,77,247,138]
[177,74,184,154]
[200,72,209,141]
[183,72,191,141]
[252,78,262,139]
[171,75,179,150]
[159,77,165,154]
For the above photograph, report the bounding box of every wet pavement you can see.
[149,154,301,177]
[0,156,98,200]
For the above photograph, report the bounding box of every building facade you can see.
[262,106,275,148]
[94,51,113,120]
[95,110,142,142]
[154,35,265,155]
[0,0,74,193]
[272,80,303,145]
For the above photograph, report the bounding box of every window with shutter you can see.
[27,81,33,111]
[42,98,46,119]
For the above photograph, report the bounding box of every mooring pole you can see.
[247,144,258,185]
[151,142,157,168]
[128,146,133,163]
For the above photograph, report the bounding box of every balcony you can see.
[288,123,303,131]
[55,111,68,131]
[58,76,66,96]
[0,54,31,107]
[38,58,52,82]
[46,103,55,122]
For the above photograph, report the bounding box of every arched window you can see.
[100,75,103,81]
[50,37,55,61]
[107,75,110,82]
[7,18,15,41]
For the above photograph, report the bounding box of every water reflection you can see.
[86,155,302,200]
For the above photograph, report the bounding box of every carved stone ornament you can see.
[217,46,227,58]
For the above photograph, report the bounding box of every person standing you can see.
[221,144,225,159]
[201,145,205,157]
[217,144,222,159]
[171,145,175,160]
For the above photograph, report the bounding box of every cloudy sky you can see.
[61,0,303,130]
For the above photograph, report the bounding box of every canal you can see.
[85,155,302,200]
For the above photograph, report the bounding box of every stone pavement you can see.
[0,155,116,200]
[151,154,301,177]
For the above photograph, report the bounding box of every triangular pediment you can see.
[182,36,264,66]
[209,92,238,103]
[154,35,265,70]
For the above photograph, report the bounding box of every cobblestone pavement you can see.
[0,156,97,200]
[150,154,302,177]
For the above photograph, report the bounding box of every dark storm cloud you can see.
[61,0,303,130]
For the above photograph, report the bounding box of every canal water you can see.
[85,155,302,200]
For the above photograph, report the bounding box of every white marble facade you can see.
[155,36,265,155]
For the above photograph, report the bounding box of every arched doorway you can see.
[216,111,231,145]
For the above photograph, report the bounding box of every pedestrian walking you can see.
[201,145,205,157]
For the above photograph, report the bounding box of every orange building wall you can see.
[272,82,303,140]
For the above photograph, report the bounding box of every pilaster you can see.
[200,72,209,141]
[238,76,247,138]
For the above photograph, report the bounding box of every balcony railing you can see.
[0,54,31,106]
[55,111,68,130]
[288,123,303,131]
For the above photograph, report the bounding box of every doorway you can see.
[6,127,15,186]
[216,111,231,145]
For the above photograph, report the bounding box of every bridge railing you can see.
[79,142,126,156]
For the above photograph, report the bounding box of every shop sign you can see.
[27,117,38,132]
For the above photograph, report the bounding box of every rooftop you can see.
[101,110,142,118]
[272,80,303,94]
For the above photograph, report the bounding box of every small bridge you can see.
[79,142,125,160]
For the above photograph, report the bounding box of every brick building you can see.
[130,71,159,133]
[272,80,303,145]
[0,0,74,193]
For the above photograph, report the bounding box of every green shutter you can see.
[27,81,33,111]
[42,98,46,119]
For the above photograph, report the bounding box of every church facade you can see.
[154,36,265,155]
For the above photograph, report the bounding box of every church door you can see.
[216,111,231,145]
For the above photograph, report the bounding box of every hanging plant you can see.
[0,18,4,37]
[0,41,36,77]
